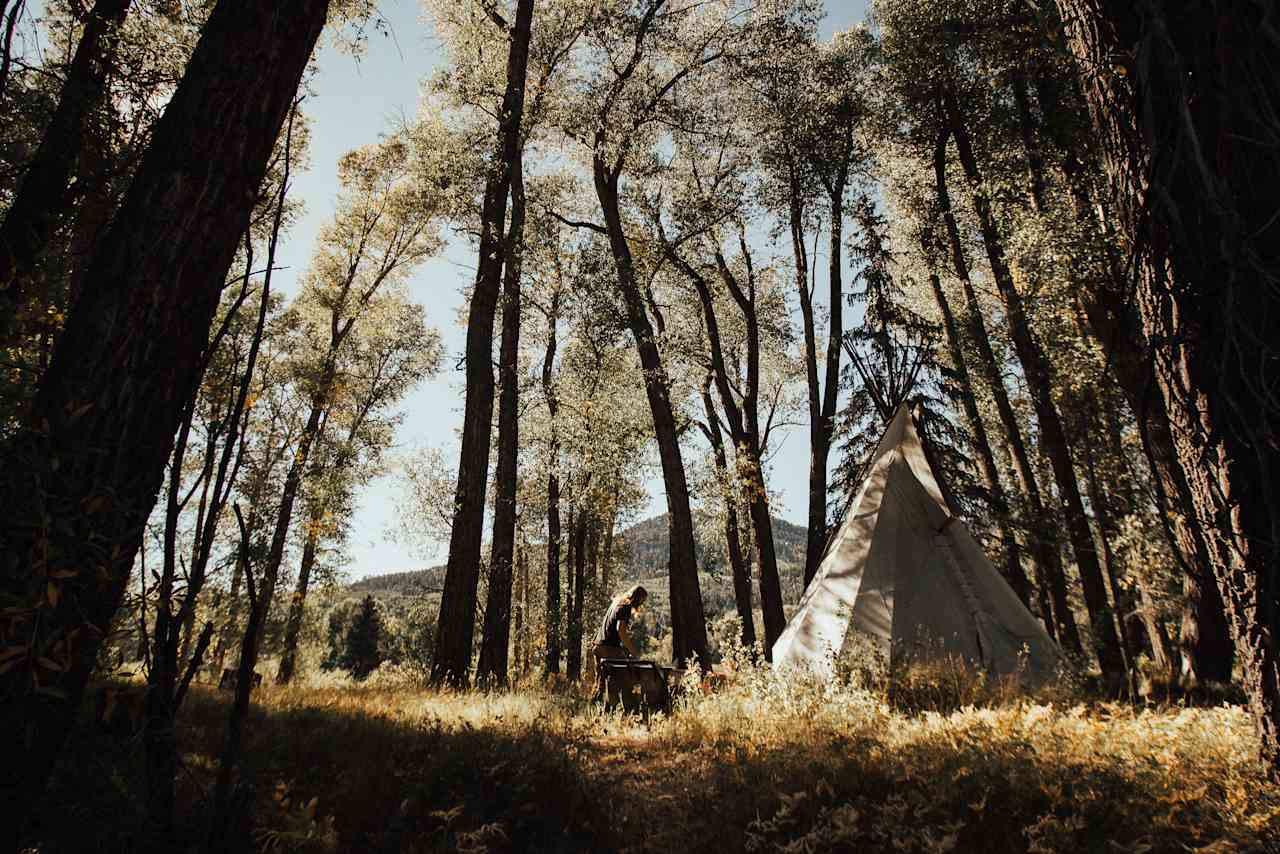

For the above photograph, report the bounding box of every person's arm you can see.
[617,621,637,657]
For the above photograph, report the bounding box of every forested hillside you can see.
[3,0,1278,850]
[351,512,807,598]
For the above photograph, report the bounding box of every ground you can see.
[22,664,1280,853]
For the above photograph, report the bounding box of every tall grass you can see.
[23,659,1280,853]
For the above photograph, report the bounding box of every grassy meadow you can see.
[25,658,1280,854]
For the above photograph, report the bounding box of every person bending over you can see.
[592,584,647,699]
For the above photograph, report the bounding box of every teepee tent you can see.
[772,404,1061,684]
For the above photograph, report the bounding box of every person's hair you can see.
[618,584,648,609]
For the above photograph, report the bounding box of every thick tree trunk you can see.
[933,126,1083,653]
[1022,39,1237,684]
[432,0,534,687]
[1054,0,1280,765]
[1023,30,1237,683]
[944,88,1125,679]
[593,164,708,668]
[927,272,1034,607]
[0,0,131,340]
[477,146,526,686]
[0,0,329,819]
[1075,268,1236,683]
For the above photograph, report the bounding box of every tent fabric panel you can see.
[880,459,982,664]
[844,460,901,657]
[942,521,1062,682]
[771,452,892,676]
[861,407,950,513]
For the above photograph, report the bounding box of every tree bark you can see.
[477,142,526,686]
[432,0,534,687]
[1080,401,1136,674]
[541,293,562,675]
[1021,31,1236,684]
[0,0,329,819]
[943,87,1125,678]
[785,171,826,591]
[275,502,321,686]
[567,508,589,681]
[1054,0,1280,765]
[798,188,845,590]
[513,542,527,675]
[932,124,1083,653]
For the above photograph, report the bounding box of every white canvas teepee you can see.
[772,405,1061,683]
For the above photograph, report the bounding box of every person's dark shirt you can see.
[597,600,633,647]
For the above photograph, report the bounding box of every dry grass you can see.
[23,662,1280,853]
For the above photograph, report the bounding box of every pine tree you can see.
[341,595,385,682]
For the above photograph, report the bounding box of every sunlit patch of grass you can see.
[27,664,1280,853]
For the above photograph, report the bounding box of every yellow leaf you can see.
[46,583,60,608]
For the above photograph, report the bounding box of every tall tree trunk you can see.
[275,502,322,686]
[786,172,825,591]
[1023,34,1237,684]
[542,296,561,675]
[701,379,756,652]
[567,509,589,681]
[0,0,131,341]
[673,247,784,655]
[593,163,708,668]
[943,88,1125,679]
[563,502,578,678]
[797,187,845,589]
[0,0,329,819]
[932,124,1083,653]
[927,272,1034,607]
[433,0,534,687]
[477,146,526,686]
[208,507,263,853]
[513,542,527,676]
[1054,0,1279,765]
[1080,402,1136,674]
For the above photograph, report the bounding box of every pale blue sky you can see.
[279,0,870,579]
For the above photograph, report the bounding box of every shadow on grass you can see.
[21,679,1280,854]
[24,682,607,853]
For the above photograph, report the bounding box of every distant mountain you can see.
[350,513,810,601]
[350,565,445,596]
[614,513,807,580]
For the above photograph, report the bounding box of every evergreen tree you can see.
[341,595,385,681]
